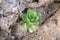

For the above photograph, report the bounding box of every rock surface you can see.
[20,9,60,40]
[0,0,60,40]
[9,8,60,40]
[27,0,54,8]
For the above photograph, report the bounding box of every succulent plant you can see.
[22,9,42,33]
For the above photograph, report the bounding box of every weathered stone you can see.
[0,0,60,40]
[55,9,60,40]
[27,0,54,8]
[21,9,60,40]
[0,0,26,16]
[0,14,18,32]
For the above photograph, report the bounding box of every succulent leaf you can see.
[22,23,27,31]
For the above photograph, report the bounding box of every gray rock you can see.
[0,14,18,32]
[0,0,26,15]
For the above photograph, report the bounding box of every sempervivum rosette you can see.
[22,9,42,33]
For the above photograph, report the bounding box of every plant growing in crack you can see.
[22,9,42,33]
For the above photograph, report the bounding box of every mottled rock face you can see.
[0,0,26,33]
[0,0,26,13]
[0,0,18,12]
[0,0,60,40]
[0,14,18,32]
[19,9,60,40]
[5,0,17,4]
[27,0,54,8]
[55,9,60,40]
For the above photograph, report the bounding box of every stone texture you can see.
[0,0,60,40]
[27,0,54,8]
[20,9,60,40]
[0,14,18,32]
[0,0,26,33]
[55,9,60,40]
[0,0,26,16]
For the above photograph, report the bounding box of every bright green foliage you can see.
[22,9,42,33]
